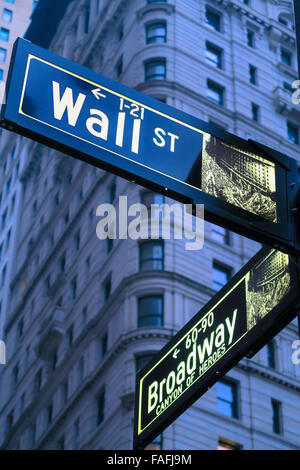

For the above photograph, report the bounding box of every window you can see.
[17,318,24,339]
[2,8,12,22]
[145,59,166,81]
[267,341,276,369]
[218,437,242,450]
[71,276,77,300]
[107,237,113,253]
[212,262,231,291]
[67,325,74,349]
[0,48,6,62]
[141,191,164,215]
[0,209,6,230]
[1,264,6,288]
[138,296,163,327]
[103,275,111,301]
[5,0,15,3]
[287,121,299,145]
[10,193,15,214]
[147,0,166,2]
[44,274,51,296]
[59,251,66,272]
[20,393,25,413]
[205,42,223,69]
[281,48,292,66]
[25,346,30,370]
[206,7,221,32]
[82,305,88,325]
[97,389,105,426]
[217,379,238,418]
[35,368,43,392]
[6,411,13,435]
[249,64,257,85]
[32,1,38,12]
[46,402,53,426]
[12,363,19,385]
[136,353,154,373]
[85,255,91,278]
[73,418,80,450]
[118,22,124,41]
[28,423,36,448]
[57,435,65,451]
[247,29,255,47]
[51,351,58,372]
[279,17,288,26]
[211,224,230,245]
[140,241,164,270]
[271,399,282,434]
[84,6,90,34]
[109,178,116,203]
[62,381,68,405]
[207,80,224,105]
[146,22,166,44]
[54,192,60,207]
[251,103,260,122]
[10,146,16,161]
[0,69,3,81]
[101,332,108,357]
[64,210,69,225]
[6,177,11,195]
[75,229,80,251]
[116,56,123,77]
[0,28,9,42]
[6,228,11,251]
[283,81,293,92]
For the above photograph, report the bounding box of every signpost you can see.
[134,247,299,449]
[1,36,300,450]
[1,38,299,254]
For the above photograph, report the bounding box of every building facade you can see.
[0,0,38,83]
[0,0,40,340]
[0,0,299,450]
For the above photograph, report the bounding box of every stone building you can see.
[0,0,299,450]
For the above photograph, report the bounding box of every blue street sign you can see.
[1,39,299,253]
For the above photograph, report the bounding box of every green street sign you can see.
[134,247,299,449]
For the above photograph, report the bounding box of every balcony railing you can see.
[36,308,65,359]
[273,86,299,116]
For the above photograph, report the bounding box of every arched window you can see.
[278,12,294,30]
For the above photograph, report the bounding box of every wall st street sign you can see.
[134,247,299,449]
[1,39,299,254]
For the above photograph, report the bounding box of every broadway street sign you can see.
[1,39,299,254]
[133,247,299,449]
